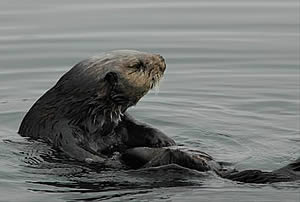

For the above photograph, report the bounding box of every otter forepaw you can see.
[146,132,176,147]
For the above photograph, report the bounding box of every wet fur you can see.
[19,50,299,184]
[19,50,175,162]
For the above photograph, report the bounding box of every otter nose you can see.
[156,54,166,72]
[157,54,165,62]
[157,54,165,64]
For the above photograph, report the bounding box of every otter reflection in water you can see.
[19,50,300,183]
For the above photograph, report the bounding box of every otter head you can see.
[99,50,166,107]
[60,50,166,125]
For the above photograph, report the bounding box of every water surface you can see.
[0,0,299,201]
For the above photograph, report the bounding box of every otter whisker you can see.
[118,105,123,116]
[150,82,154,89]
[100,117,105,127]
[103,109,109,118]
[109,111,113,121]
[114,110,118,118]
[154,80,160,95]
[116,112,122,122]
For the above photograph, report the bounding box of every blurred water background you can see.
[0,0,299,201]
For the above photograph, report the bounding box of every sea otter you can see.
[19,50,299,183]
[19,50,175,163]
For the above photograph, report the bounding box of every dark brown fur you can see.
[19,50,175,162]
[19,50,299,183]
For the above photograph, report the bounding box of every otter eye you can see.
[128,60,144,69]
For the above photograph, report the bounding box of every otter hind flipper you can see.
[122,147,212,172]
[123,147,300,184]
[274,157,300,174]
[222,158,300,183]
[121,147,165,168]
[222,170,288,183]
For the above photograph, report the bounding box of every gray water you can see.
[0,0,299,201]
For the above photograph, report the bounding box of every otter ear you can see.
[104,72,118,86]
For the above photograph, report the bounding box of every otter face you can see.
[103,50,166,105]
